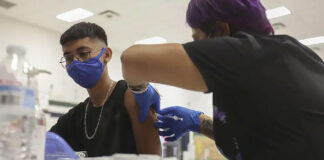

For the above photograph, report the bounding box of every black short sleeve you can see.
[49,105,79,141]
[183,33,259,92]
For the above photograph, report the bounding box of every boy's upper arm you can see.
[124,89,161,155]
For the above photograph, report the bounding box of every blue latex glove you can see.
[133,84,161,123]
[154,106,203,141]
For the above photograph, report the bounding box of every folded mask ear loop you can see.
[97,48,108,70]
[94,47,107,60]
[95,48,107,72]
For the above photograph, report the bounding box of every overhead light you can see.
[0,0,16,9]
[135,36,167,45]
[266,6,291,19]
[299,36,324,46]
[272,22,286,30]
[56,8,94,22]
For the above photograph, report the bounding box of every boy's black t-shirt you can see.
[50,80,137,157]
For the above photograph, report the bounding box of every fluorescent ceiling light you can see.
[299,36,324,46]
[56,8,93,22]
[135,36,167,44]
[266,6,291,19]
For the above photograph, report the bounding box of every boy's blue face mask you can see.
[66,48,107,89]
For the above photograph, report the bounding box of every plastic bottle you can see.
[0,61,35,160]
[0,45,46,160]
[28,69,48,160]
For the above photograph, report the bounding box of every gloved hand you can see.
[154,106,203,141]
[133,84,161,123]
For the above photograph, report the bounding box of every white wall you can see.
[0,15,213,117]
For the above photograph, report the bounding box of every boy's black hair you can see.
[60,22,108,46]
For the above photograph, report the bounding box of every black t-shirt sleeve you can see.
[49,105,79,141]
[183,34,257,92]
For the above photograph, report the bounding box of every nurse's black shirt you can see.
[183,32,324,160]
[50,80,137,157]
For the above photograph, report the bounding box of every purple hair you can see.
[186,0,274,35]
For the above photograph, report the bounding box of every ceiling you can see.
[0,0,323,57]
